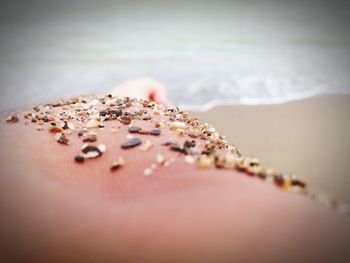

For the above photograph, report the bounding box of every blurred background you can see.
[0,0,350,111]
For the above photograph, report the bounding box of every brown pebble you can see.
[121,138,142,149]
[75,155,85,163]
[291,179,306,188]
[155,121,165,128]
[274,175,285,187]
[6,115,19,123]
[128,126,142,133]
[170,144,186,154]
[33,106,40,112]
[184,140,195,148]
[162,141,174,146]
[74,155,85,163]
[49,126,63,133]
[83,135,97,142]
[139,130,150,135]
[142,115,152,121]
[57,134,69,145]
[121,116,131,125]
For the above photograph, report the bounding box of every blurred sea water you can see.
[0,0,349,111]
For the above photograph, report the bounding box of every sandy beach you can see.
[192,94,350,203]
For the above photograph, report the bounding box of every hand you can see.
[109,77,173,107]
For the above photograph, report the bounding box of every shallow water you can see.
[0,0,349,111]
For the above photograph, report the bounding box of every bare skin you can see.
[110,77,173,107]
[0,79,349,262]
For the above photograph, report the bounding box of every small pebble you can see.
[85,119,100,128]
[81,145,102,158]
[155,121,165,129]
[55,133,69,145]
[170,121,186,130]
[197,155,214,169]
[140,140,154,151]
[83,132,97,142]
[291,179,306,188]
[6,115,19,123]
[98,144,106,153]
[150,129,161,136]
[128,126,141,133]
[176,129,185,136]
[49,126,63,133]
[121,116,131,125]
[33,106,40,112]
[75,155,85,163]
[156,153,166,164]
[144,168,153,176]
[121,138,142,149]
[184,155,195,164]
[139,130,150,135]
[67,122,75,130]
[110,157,125,171]
[274,175,285,187]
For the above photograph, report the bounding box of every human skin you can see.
[0,81,349,262]
[110,77,173,107]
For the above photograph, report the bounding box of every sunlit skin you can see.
[0,78,349,262]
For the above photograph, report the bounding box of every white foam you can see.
[179,85,329,112]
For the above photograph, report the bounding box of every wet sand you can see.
[191,94,350,203]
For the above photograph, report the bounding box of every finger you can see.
[147,83,173,107]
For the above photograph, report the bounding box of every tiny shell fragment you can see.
[55,133,69,145]
[184,155,195,164]
[67,122,75,130]
[197,155,214,169]
[111,157,125,171]
[170,121,186,130]
[98,144,106,153]
[156,153,166,164]
[144,168,153,176]
[85,119,100,128]
[140,140,154,151]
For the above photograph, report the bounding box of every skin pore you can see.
[0,79,349,262]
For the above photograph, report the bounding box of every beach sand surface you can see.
[191,95,350,203]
